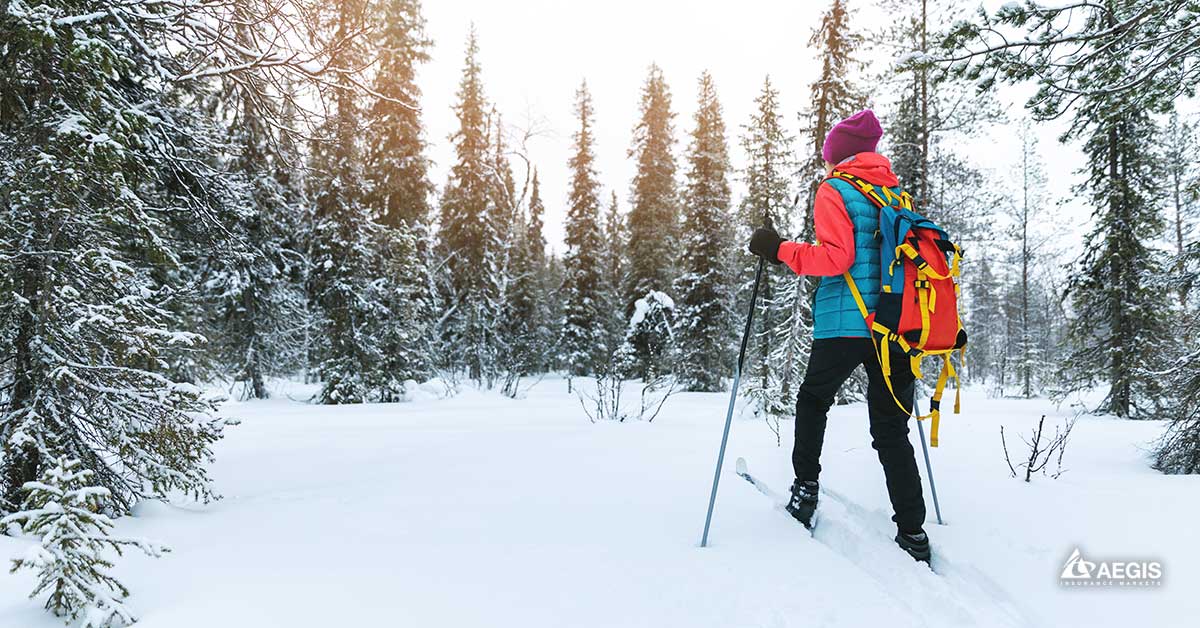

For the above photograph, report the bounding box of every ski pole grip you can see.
[762,213,773,231]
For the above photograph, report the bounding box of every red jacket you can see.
[776,152,899,276]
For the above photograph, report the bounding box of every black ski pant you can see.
[792,337,927,534]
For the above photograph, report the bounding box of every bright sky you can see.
[413,0,1177,256]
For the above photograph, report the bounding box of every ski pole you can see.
[913,399,944,525]
[700,217,770,548]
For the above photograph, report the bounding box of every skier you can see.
[747,109,931,563]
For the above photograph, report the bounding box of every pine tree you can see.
[366,0,434,230]
[625,64,680,379]
[0,0,237,516]
[674,72,735,392]
[882,0,998,241]
[203,0,310,400]
[560,81,608,376]
[439,29,501,384]
[738,77,799,418]
[1154,242,1200,473]
[2,457,166,626]
[1010,121,1048,397]
[502,169,551,382]
[599,192,628,355]
[363,0,437,392]
[1162,111,1197,308]
[963,257,1004,388]
[1062,55,1169,418]
[800,0,866,231]
[307,0,413,402]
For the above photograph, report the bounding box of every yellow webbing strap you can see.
[845,272,933,421]
[917,271,932,348]
[844,272,871,320]
[828,171,889,208]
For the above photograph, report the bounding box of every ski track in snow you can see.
[737,460,1028,628]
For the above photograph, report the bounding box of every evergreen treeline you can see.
[3,0,1200,621]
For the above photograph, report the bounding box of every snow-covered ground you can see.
[2,377,1196,627]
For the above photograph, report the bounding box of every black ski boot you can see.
[895,529,931,564]
[785,479,819,529]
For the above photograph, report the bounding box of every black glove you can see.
[749,227,784,265]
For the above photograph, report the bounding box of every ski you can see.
[734,457,818,533]
[734,458,931,572]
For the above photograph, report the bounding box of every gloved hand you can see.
[748,227,784,265]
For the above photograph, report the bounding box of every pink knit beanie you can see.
[822,109,883,164]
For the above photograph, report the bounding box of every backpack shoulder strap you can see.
[826,171,913,211]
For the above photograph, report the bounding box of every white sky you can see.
[413,0,1189,257]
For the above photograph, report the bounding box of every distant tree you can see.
[625,64,680,379]
[439,29,501,384]
[1009,121,1048,397]
[498,164,551,396]
[738,77,799,418]
[674,72,735,392]
[366,0,434,230]
[800,0,866,233]
[600,192,628,355]
[560,81,608,376]
[1161,111,1197,308]
[205,0,311,400]
[963,257,1004,388]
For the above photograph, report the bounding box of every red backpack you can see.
[827,170,968,447]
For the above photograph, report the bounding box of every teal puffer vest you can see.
[812,178,889,339]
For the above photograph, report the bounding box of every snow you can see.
[2,378,1197,627]
[629,290,675,327]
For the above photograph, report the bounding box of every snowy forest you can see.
[1,0,1199,626]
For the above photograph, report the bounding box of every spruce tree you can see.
[1010,121,1048,397]
[625,64,680,379]
[307,0,413,402]
[363,0,438,390]
[600,192,629,355]
[502,169,551,381]
[439,29,501,384]
[1064,106,1166,418]
[738,77,799,418]
[0,0,243,516]
[2,457,166,626]
[1154,242,1200,473]
[365,0,434,230]
[800,0,865,228]
[203,0,311,400]
[560,81,608,376]
[1162,111,1197,308]
[674,72,735,392]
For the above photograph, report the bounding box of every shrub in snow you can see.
[1153,339,1200,474]
[1000,415,1075,482]
[578,314,680,423]
[621,291,677,382]
[1,457,167,627]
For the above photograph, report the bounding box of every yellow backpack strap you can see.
[845,272,931,420]
[843,272,870,320]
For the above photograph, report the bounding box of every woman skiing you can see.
[747,109,930,563]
